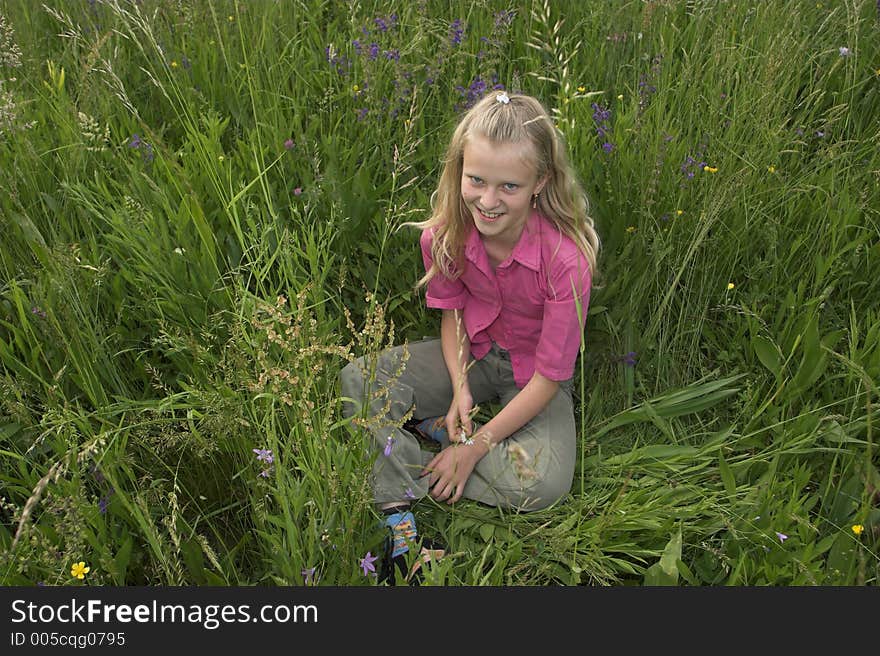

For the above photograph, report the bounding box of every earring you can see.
[532,193,538,209]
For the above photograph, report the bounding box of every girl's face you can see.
[461,134,546,250]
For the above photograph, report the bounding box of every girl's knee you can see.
[339,360,365,418]
[339,360,363,393]
[519,475,572,511]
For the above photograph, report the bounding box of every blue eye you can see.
[503,183,519,191]
[470,176,484,185]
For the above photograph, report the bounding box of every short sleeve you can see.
[535,252,592,381]
[420,228,468,310]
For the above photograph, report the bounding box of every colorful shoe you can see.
[378,531,446,586]
[403,416,447,452]
[413,416,448,441]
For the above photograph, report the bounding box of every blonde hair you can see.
[409,91,600,288]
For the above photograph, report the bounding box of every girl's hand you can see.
[421,443,481,504]
[445,391,474,442]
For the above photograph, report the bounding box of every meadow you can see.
[0,0,878,586]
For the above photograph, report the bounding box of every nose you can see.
[480,187,499,208]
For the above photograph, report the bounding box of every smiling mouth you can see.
[476,208,504,221]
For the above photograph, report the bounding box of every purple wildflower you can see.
[637,55,663,116]
[98,497,109,514]
[591,103,611,123]
[775,531,788,543]
[679,139,709,185]
[31,306,47,319]
[302,566,316,585]
[404,487,416,500]
[449,18,464,46]
[368,43,379,60]
[456,76,489,110]
[359,551,378,576]
[494,9,515,28]
[90,464,105,485]
[253,448,274,465]
[622,352,638,367]
[128,132,154,163]
[838,46,850,57]
[591,103,615,153]
[383,436,395,457]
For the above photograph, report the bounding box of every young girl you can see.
[339,90,600,583]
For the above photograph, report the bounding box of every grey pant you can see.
[339,338,576,511]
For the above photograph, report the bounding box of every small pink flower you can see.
[293,187,303,196]
[284,138,294,150]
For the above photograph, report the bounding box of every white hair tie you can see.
[496,91,510,104]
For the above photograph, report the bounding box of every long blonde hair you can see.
[410,91,600,288]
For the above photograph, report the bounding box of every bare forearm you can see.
[441,309,471,396]
[472,371,559,456]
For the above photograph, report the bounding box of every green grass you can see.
[0,0,878,586]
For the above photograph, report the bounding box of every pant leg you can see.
[461,347,577,512]
[338,338,498,505]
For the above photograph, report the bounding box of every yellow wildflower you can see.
[71,561,90,580]
[852,524,864,536]
[352,84,360,93]
[617,94,623,100]
[676,209,684,216]
[218,155,225,162]
[577,85,586,93]
[703,165,718,173]
[170,60,178,69]
[727,282,735,290]
[767,165,776,173]
[626,226,636,233]
[228,15,234,22]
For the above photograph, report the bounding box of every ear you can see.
[534,174,549,196]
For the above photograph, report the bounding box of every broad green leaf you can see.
[752,334,781,376]
[676,559,698,586]
[659,528,682,578]
[111,536,133,585]
[718,450,736,496]
[643,529,681,585]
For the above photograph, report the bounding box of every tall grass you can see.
[0,0,877,586]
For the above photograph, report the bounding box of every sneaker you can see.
[403,416,447,453]
[378,531,446,586]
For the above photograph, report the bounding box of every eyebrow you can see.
[463,171,522,185]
